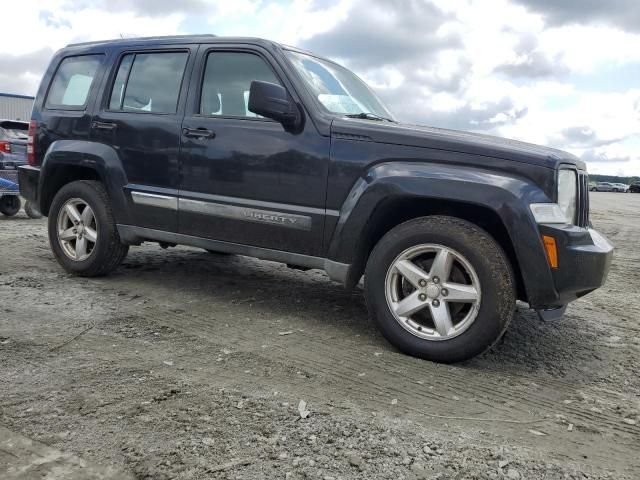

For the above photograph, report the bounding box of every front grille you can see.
[576,171,590,227]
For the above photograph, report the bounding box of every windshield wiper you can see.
[345,112,396,123]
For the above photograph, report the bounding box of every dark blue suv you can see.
[19,35,613,362]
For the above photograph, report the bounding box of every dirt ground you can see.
[1,192,638,480]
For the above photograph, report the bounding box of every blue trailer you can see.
[0,169,41,218]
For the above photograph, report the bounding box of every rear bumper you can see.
[17,165,40,206]
[0,156,27,170]
[535,224,613,308]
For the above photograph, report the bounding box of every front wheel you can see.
[48,180,128,276]
[0,195,21,216]
[364,216,516,363]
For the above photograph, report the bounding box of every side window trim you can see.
[43,53,105,112]
[104,48,191,116]
[111,53,135,111]
[195,48,284,122]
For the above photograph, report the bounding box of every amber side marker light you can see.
[542,235,558,269]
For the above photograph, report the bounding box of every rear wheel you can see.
[0,196,21,216]
[364,216,515,363]
[48,180,128,276]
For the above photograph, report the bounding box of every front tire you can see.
[364,216,515,363]
[48,180,128,276]
[0,196,21,216]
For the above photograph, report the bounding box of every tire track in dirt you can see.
[3,193,639,479]
[125,299,638,472]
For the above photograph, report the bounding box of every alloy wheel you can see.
[57,198,98,261]
[384,244,481,341]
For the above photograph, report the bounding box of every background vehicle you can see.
[18,36,613,363]
[0,174,21,216]
[0,120,28,170]
[591,182,615,192]
[613,183,629,192]
[0,170,42,218]
[630,182,640,193]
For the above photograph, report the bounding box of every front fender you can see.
[39,140,130,223]
[327,162,558,306]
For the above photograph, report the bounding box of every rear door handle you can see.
[182,127,215,139]
[92,121,117,131]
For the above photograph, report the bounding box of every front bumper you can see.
[537,224,613,307]
[17,165,40,206]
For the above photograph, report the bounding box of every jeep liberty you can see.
[19,36,614,362]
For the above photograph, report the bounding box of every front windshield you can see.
[286,50,395,121]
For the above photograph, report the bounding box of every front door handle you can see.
[182,127,215,139]
[92,121,117,131]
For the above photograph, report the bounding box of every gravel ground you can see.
[1,192,639,479]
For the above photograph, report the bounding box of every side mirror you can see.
[248,81,302,131]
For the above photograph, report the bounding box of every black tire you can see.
[24,201,43,219]
[48,180,128,276]
[0,195,21,216]
[364,216,516,363]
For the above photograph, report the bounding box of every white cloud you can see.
[0,0,185,94]
[0,0,638,176]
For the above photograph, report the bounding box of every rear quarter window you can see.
[45,55,103,110]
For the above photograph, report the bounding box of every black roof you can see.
[60,35,343,71]
[66,35,283,50]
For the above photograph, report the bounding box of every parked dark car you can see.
[630,182,640,193]
[0,120,29,170]
[19,35,613,363]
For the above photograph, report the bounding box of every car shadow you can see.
[104,245,602,380]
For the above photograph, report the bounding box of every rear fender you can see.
[39,140,129,223]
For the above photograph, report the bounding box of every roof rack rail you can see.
[66,34,217,48]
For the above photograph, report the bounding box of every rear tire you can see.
[24,201,43,219]
[0,196,21,216]
[364,216,516,363]
[48,180,128,276]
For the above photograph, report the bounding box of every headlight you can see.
[530,203,567,223]
[557,169,577,224]
[530,169,578,225]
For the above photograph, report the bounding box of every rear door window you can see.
[108,52,188,114]
[45,55,103,109]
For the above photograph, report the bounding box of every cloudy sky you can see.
[2,0,639,176]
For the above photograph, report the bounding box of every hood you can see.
[331,118,585,171]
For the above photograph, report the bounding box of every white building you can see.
[0,93,34,121]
